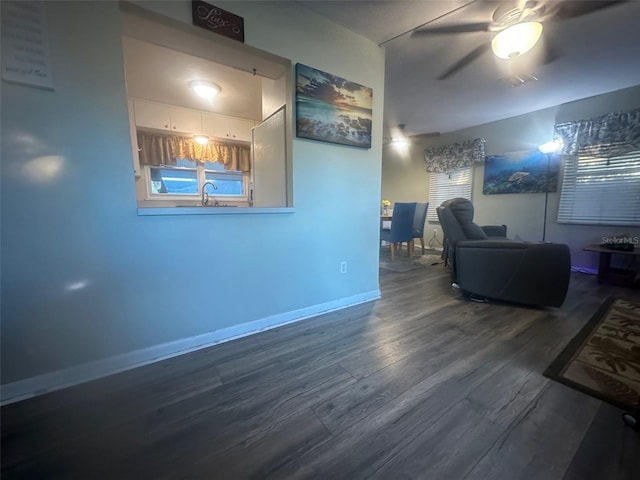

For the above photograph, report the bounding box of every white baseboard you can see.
[1,289,381,405]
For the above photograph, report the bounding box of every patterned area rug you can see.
[544,297,640,411]
[379,247,444,272]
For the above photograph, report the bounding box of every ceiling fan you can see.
[411,0,625,80]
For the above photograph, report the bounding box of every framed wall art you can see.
[483,149,560,195]
[295,63,372,148]
[1,1,54,90]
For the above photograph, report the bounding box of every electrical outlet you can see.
[340,261,347,274]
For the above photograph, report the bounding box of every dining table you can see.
[380,212,392,229]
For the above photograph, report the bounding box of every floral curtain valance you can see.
[137,132,251,172]
[554,108,640,158]
[423,138,485,173]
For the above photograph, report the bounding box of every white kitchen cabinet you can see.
[252,106,287,207]
[134,99,253,141]
[127,100,141,177]
[134,100,203,134]
[202,112,254,142]
[133,100,171,131]
[169,106,202,133]
[201,112,229,139]
[227,117,254,142]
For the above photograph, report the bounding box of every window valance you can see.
[423,138,485,173]
[554,108,640,158]
[137,132,251,172]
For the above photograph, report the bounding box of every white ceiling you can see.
[300,0,640,136]
[122,36,264,120]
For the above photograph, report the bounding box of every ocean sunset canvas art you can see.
[295,64,372,148]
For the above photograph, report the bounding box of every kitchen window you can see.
[147,159,248,201]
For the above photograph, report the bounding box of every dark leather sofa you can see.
[437,198,571,307]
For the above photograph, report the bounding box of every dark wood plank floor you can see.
[2,264,640,479]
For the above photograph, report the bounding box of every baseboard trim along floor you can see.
[1,289,381,405]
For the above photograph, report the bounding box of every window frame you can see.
[144,162,250,203]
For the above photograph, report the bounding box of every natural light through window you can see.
[427,167,473,222]
[558,151,640,225]
[148,159,246,199]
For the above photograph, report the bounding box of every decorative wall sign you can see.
[295,63,372,149]
[1,0,54,90]
[483,149,560,195]
[191,1,244,43]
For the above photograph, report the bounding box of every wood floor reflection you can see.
[2,266,639,479]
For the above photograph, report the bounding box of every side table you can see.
[583,244,640,287]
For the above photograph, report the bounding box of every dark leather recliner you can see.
[437,198,571,307]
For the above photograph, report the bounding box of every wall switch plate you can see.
[340,261,347,274]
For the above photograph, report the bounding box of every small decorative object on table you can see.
[381,199,391,215]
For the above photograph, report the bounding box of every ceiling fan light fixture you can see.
[491,21,543,59]
[189,80,221,99]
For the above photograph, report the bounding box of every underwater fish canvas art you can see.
[483,150,560,195]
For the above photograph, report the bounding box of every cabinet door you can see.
[169,106,202,134]
[252,107,286,207]
[202,112,230,140]
[133,100,171,130]
[228,117,254,142]
[127,100,141,176]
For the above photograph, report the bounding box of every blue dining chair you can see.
[412,202,429,254]
[380,202,417,261]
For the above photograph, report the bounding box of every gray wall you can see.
[382,85,640,269]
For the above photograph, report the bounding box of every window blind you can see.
[557,151,640,226]
[427,167,472,223]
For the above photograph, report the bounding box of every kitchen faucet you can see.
[201,180,218,206]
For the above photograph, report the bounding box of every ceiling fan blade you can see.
[551,0,626,21]
[411,22,491,36]
[516,0,533,21]
[437,43,490,80]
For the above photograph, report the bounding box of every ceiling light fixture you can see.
[391,137,409,149]
[538,138,563,154]
[491,22,543,59]
[194,135,210,145]
[189,80,221,99]
[390,123,410,150]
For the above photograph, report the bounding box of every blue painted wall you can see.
[1,1,385,385]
